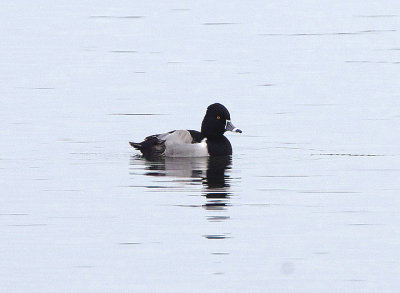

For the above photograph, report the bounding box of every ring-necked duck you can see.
[130,103,242,158]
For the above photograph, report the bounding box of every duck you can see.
[129,103,242,158]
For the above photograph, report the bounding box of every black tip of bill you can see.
[226,120,242,133]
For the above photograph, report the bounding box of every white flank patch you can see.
[164,131,209,157]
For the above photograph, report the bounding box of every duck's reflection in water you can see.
[130,155,232,212]
[133,156,208,179]
[202,156,232,211]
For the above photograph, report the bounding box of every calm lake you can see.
[1,1,399,292]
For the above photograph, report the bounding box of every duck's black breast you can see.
[206,136,232,156]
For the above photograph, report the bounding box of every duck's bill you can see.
[225,120,242,133]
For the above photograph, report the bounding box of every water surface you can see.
[0,1,399,292]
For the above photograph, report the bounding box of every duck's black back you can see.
[187,130,204,143]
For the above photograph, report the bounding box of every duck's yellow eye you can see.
[217,116,221,120]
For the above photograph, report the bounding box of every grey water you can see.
[1,1,400,292]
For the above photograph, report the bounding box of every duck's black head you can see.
[201,103,242,139]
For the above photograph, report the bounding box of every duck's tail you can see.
[129,138,166,159]
[129,142,142,150]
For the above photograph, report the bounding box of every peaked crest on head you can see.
[205,103,231,120]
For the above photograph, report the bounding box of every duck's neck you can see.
[201,117,225,139]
